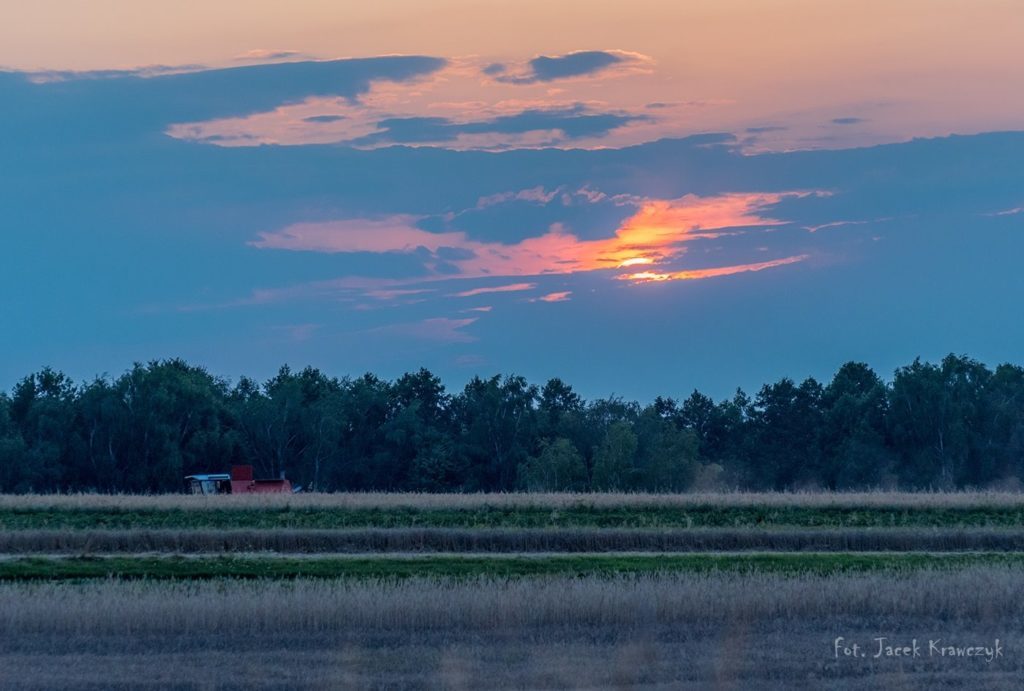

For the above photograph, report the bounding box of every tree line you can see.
[1,354,1023,493]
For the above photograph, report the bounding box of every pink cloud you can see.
[254,192,802,283]
[240,191,815,309]
[234,49,307,62]
[452,282,536,297]
[250,216,464,254]
[536,291,572,302]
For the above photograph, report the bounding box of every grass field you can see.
[5,504,1024,530]
[6,527,1024,554]
[6,490,1024,510]
[1,492,1021,688]
[1,569,1021,689]
[3,552,1024,581]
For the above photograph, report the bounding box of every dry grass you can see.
[4,634,1020,691]
[3,490,1024,511]
[1,569,1022,690]
[5,527,1024,554]
[2,491,1021,687]
[2,567,1022,635]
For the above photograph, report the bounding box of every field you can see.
[1,493,1022,689]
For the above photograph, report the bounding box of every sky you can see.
[1,0,1023,400]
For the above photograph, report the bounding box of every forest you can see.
[1,354,1022,493]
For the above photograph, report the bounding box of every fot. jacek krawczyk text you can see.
[834,637,1004,662]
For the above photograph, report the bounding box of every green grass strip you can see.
[2,552,1023,581]
[3,506,1024,530]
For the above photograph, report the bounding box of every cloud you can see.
[987,206,1024,217]
[803,218,895,233]
[349,104,645,147]
[5,56,448,141]
[235,49,309,62]
[527,51,623,81]
[453,283,536,298]
[436,186,639,244]
[617,255,809,284]
[831,117,867,125]
[169,90,650,150]
[24,65,207,83]
[251,191,808,293]
[503,189,633,226]
[492,50,648,84]
[303,114,347,123]
[365,317,478,343]
[272,323,321,342]
[363,288,434,301]
[9,51,1024,401]
[746,126,788,133]
[536,291,572,302]
[475,186,562,209]
[251,216,457,254]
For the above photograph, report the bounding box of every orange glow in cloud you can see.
[582,193,790,271]
[537,291,572,302]
[254,191,811,290]
[618,256,654,267]
[618,255,810,284]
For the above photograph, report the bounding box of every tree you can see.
[820,362,893,488]
[746,378,824,489]
[76,376,125,491]
[634,406,699,491]
[385,369,460,491]
[333,374,392,490]
[3,354,1024,493]
[680,389,749,477]
[518,437,588,491]
[983,364,1024,483]
[537,378,585,444]
[889,355,992,488]
[591,421,638,490]
[107,360,234,492]
[452,375,537,491]
[8,368,80,490]
[0,393,33,492]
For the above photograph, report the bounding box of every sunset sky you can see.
[2,1,1023,398]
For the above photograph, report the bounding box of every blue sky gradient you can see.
[2,50,1022,400]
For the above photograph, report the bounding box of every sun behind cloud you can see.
[250,190,814,303]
